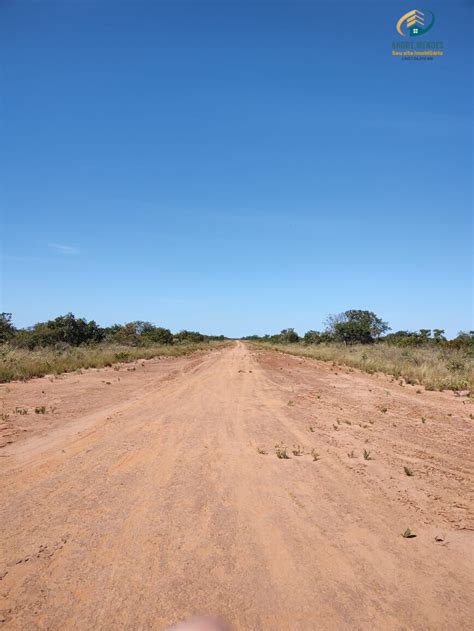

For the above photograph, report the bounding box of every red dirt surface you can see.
[1,342,473,629]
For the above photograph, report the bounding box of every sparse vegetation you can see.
[308,425,315,432]
[404,466,414,476]
[275,443,289,459]
[311,449,320,461]
[256,447,267,455]
[363,449,371,460]
[35,406,47,414]
[292,445,304,456]
[347,450,355,458]
[402,528,416,538]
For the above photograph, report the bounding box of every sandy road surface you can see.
[1,342,473,630]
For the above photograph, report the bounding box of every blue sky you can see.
[2,0,472,337]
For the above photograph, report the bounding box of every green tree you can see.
[175,330,205,343]
[328,310,389,344]
[279,328,299,344]
[419,329,431,343]
[142,326,173,345]
[433,329,446,343]
[13,313,104,348]
[0,313,15,343]
[303,330,322,345]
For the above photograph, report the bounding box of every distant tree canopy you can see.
[327,310,390,345]
[1,312,469,349]
[3,314,219,348]
[243,310,469,348]
[175,330,205,343]
[13,313,104,349]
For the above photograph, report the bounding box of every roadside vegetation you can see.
[0,313,228,382]
[245,310,473,392]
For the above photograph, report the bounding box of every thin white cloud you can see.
[48,243,80,255]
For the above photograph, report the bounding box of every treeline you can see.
[0,313,226,350]
[243,310,474,349]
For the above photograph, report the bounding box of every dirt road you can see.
[1,342,473,630]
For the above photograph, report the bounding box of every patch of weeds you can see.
[311,449,320,461]
[114,352,130,362]
[416,389,421,394]
[275,443,289,459]
[256,447,267,455]
[347,450,355,458]
[15,407,28,415]
[363,449,372,460]
[402,528,416,538]
[287,400,295,407]
[421,417,426,424]
[447,358,465,372]
[1,412,9,423]
[292,445,304,456]
[344,420,352,425]
[380,406,388,413]
[308,426,315,432]
[336,419,341,425]
[332,424,339,431]
[404,466,414,476]
[34,406,47,414]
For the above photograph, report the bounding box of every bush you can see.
[279,328,299,344]
[303,330,322,345]
[175,330,205,343]
[12,313,104,349]
[104,322,173,346]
